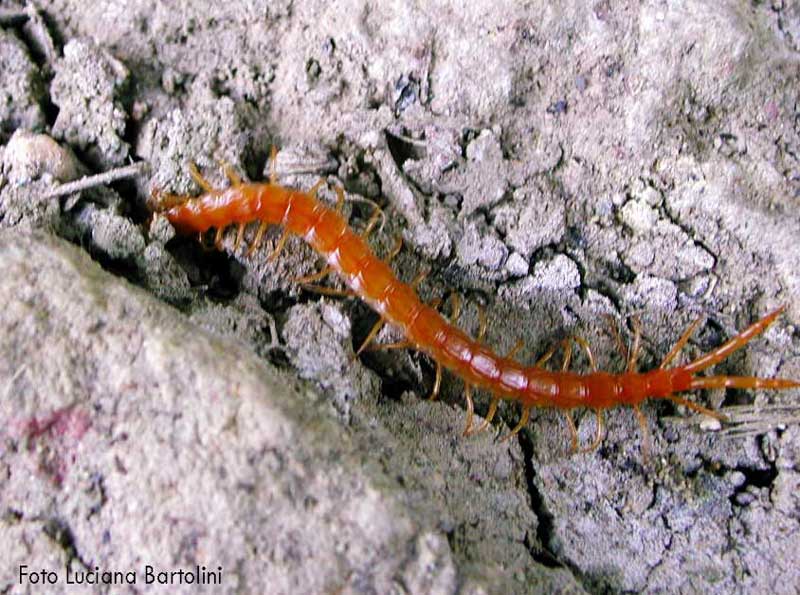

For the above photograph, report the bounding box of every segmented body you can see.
[157,172,799,445]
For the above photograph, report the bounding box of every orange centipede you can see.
[150,148,799,454]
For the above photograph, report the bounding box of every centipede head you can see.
[148,187,190,213]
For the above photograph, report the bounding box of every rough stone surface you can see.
[2,1,800,593]
[50,38,131,169]
[0,231,581,594]
[0,29,45,141]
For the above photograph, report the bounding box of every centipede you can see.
[150,148,799,455]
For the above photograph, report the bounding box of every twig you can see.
[663,403,800,438]
[43,162,148,198]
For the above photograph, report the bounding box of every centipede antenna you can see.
[689,375,800,391]
[366,339,414,351]
[683,307,786,374]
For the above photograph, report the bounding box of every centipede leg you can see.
[581,409,605,453]
[535,338,564,368]
[214,225,226,250]
[355,317,386,357]
[606,314,628,363]
[294,266,333,285]
[234,223,246,251]
[188,161,215,192]
[428,362,442,401]
[462,384,475,436]
[572,336,597,372]
[269,230,290,262]
[665,395,728,422]
[246,221,269,257]
[387,236,403,262]
[466,335,518,437]
[334,185,345,212]
[476,304,487,342]
[627,316,642,373]
[506,338,524,360]
[363,338,416,351]
[561,340,573,370]
[499,406,530,443]
[215,158,243,186]
[467,335,518,436]
[410,269,429,290]
[659,316,703,369]
[632,404,650,462]
[448,293,462,324]
[358,298,445,356]
[564,410,579,453]
[300,285,357,298]
[362,304,450,352]
[470,397,499,435]
[269,145,278,184]
[360,199,384,239]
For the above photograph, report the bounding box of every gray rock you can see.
[0,230,583,594]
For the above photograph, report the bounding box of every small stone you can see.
[2,130,83,185]
[505,252,529,277]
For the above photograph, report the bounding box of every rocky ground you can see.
[2,1,800,593]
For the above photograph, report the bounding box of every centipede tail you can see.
[151,150,800,456]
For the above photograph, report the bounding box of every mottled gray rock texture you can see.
[2,1,800,593]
